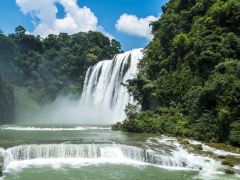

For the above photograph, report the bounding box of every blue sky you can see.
[0,0,168,50]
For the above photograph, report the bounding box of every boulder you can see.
[192,144,203,151]
[221,157,240,167]
[223,168,235,175]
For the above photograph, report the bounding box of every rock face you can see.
[0,75,15,124]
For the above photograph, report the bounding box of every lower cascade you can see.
[0,143,219,171]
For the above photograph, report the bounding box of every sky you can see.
[0,0,168,50]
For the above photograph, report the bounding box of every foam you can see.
[0,126,110,131]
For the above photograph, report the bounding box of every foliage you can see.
[120,106,191,136]
[124,0,240,146]
[0,75,15,124]
[229,121,240,146]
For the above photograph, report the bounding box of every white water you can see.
[2,135,239,179]
[0,140,221,173]
[146,137,220,172]
[80,48,143,123]
[0,126,110,131]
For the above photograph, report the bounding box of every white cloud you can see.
[16,0,105,37]
[116,14,158,40]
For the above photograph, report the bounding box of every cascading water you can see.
[80,48,143,124]
[1,133,237,179]
[0,142,218,171]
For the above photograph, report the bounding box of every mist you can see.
[15,95,118,125]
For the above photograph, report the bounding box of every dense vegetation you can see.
[0,26,121,104]
[0,75,15,124]
[116,0,240,146]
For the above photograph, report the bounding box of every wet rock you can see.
[217,155,226,159]
[221,156,240,167]
[219,166,236,175]
[224,169,235,175]
[204,159,210,163]
[221,161,233,167]
[180,139,190,145]
[192,144,203,151]
[182,161,187,167]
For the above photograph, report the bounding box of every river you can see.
[0,124,239,180]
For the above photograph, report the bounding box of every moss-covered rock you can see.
[180,139,190,145]
[222,160,235,167]
[217,155,226,159]
[192,144,203,151]
[221,156,240,167]
[221,168,236,175]
[206,142,240,154]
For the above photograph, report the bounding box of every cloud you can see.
[116,14,158,40]
[16,0,105,37]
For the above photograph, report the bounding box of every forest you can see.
[115,0,240,147]
[0,26,121,123]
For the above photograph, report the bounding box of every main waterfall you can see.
[21,49,143,125]
[79,48,143,124]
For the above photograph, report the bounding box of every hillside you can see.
[121,0,240,146]
[0,75,15,124]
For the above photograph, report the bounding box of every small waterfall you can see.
[80,49,143,123]
[0,143,218,171]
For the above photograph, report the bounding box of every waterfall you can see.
[80,48,143,124]
[0,143,216,170]
[23,49,143,125]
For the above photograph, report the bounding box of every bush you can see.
[229,121,240,146]
[121,109,192,137]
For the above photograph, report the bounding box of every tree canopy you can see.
[0,26,122,103]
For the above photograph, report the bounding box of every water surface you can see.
[0,125,239,180]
